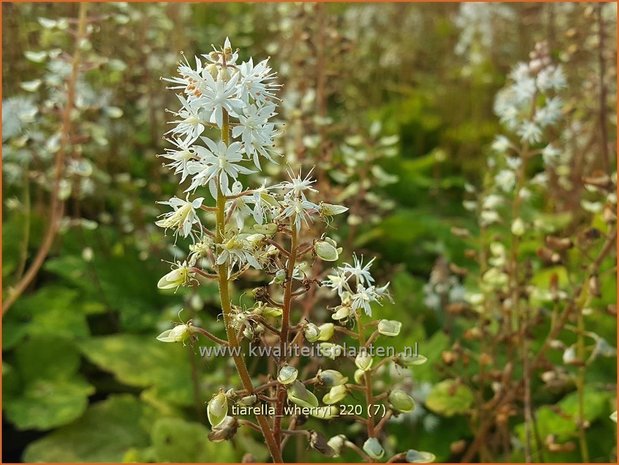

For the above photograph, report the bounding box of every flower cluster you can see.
[494,41,566,145]
[154,39,431,464]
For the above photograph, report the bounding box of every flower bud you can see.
[314,239,340,262]
[319,202,348,217]
[207,391,228,428]
[317,323,334,341]
[323,385,348,405]
[389,390,416,413]
[318,343,343,360]
[304,323,321,343]
[363,438,384,460]
[208,416,238,442]
[355,349,373,371]
[287,380,319,409]
[511,218,525,236]
[378,319,402,337]
[277,365,298,385]
[156,324,193,343]
[405,449,436,463]
[310,405,339,420]
[354,369,365,384]
[327,435,347,457]
[317,369,348,387]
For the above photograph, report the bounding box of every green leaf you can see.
[151,417,236,462]
[15,335,81,382]
[4,378,94,430]
[23,395,154,462]
[79,335,194,407]
[4,336,93,430]
[425,379,474,416]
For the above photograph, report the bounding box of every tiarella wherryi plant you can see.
[155,39,434,463]
[452,42,617,462]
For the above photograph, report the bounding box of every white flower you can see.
[196,71,243,128]
[239,183,276,224]
[159,138,196,182]
[536,65,566,91]
[278,195,319,232]
[237,57,280,105]
[156,195,204,240]
[495,169,516,192]
[482,194,503,210]
[491,135,512,153]
[542,144,562,166]
[342,254,376,286]
[480,209,500,226]
[233,103,279,168]
[187,139,254,198]
[168,95,205,144]
[534,97,563,127]
[216,233,262,270]
[277,169,318,200]
[517,121,542,144]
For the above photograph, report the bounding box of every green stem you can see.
[215,109,282,463]
[355,312,376,438]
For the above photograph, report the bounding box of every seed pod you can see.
[323,385,348,405]
[327,434,347,457]
[287,380,318,409]
[317,323,335,341]
[208,416,238,442]
[309,430,336,457]
[304,323,320,342]
[310,405,339,420]
[355,349,374,371]
[331,305,351,321]
[378,319,402,337]
[156,324,193,343]
[363,438,385,460]
[238,395,257,406]
[405,449,436,463]
[314,238,341,262]
[277,365,298,385]
[317,369,348,387]
[389,390,416,413]
[253,223,278,236]
[207,390,228,428]
[395,353,428,367]
[318,343,343,360]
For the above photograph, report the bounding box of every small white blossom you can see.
[187,140,254,198]
[156,195,204,241]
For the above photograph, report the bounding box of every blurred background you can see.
[2,2,617,463]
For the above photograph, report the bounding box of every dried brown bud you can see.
[309,430,336,457]
[545,236,573,251]
[450,440,467,455]
[441,351,457,365]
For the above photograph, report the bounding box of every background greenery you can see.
[2,2,617,463]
